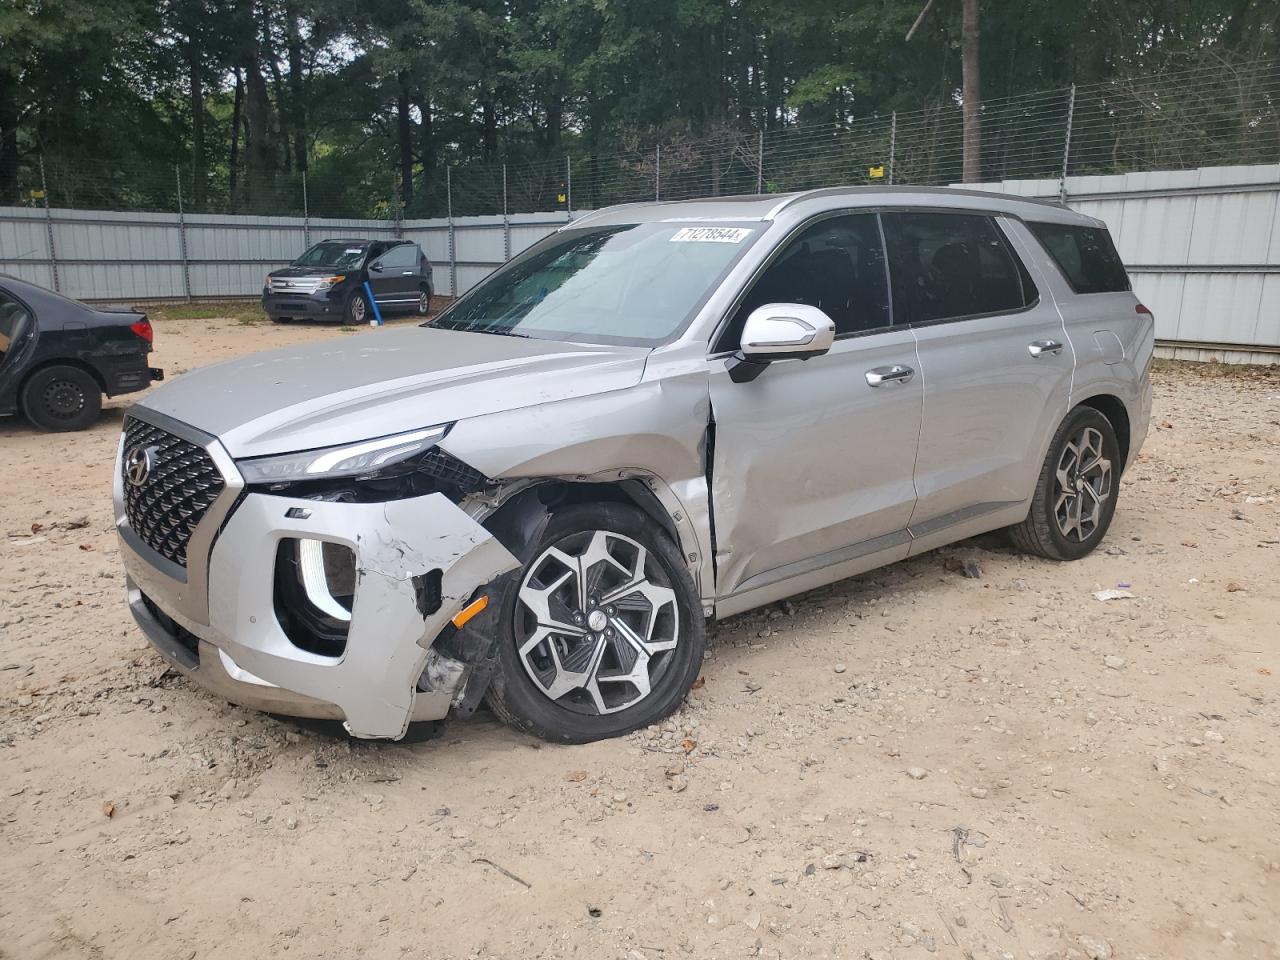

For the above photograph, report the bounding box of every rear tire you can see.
[21,365,102,432]
[417,287,433,316]
[1009,406,1121,561]
[486,502,705,743]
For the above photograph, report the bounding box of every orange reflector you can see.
[451,595,489,629]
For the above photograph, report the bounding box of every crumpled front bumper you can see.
[119,485,518,739]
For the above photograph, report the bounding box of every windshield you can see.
[292,241,368,270]
[429,222,760,345]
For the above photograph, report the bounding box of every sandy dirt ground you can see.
[1,311,1278,960]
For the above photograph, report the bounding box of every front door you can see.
[880,211,1075,551]
[367,243,421,313]
[708,213,922,611]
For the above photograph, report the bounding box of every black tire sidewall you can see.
[21,365,102,432]
[345,290,369,324]
[488,502,705,743]
[1033,407,1122,560]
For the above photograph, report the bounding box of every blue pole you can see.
[362,281,384,326]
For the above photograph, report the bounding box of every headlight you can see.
[238,425,450,484]
[315,274,346,291]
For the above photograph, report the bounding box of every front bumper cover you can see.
[120,487,518,739]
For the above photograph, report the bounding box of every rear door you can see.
[367,242,421,312]
[882,211,1073,553]
[708,212,922,610]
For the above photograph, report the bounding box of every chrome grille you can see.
[268,276,325,295]
[121,417,225,568]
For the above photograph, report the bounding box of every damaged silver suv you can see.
[115,187,1152,742]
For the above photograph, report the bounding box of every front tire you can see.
[345,290,370,324]
[486,502,705,743]
[1009,406,1121,561]
[21,365,102,432]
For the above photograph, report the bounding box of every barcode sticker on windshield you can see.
[670,227,753,243]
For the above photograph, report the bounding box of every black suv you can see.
[262,239,433,324]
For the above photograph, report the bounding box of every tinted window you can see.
[721,213,890,349]
[1029,222,1130,294]
[883,212,1037,324]
[375,243,418,270]
[0,289,33,359]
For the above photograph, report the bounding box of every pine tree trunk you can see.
[397,71,413,208]
[189,40,206,209]
[961,0,982,182]
[0,75,21,204]
[285,0,306,173]
[229,67,243,199]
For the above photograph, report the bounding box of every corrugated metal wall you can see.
[0,206,572,303]
[969,163,1280,352]
[2,163,1277,353]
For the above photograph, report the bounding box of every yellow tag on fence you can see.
[557,193,567,203]
[868,165,885,180]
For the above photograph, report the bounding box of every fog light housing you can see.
[274,538,356,657]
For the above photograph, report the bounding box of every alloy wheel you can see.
[1053,425,1112,541]
[418,291,431,315]
[516,529,680,715]
[351,296,366,323]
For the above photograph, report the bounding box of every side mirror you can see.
[728,303,835,383]
[369,262,384,273]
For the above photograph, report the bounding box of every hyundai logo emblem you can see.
[124,445,155,487]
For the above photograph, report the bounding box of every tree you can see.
[960,0,980,182]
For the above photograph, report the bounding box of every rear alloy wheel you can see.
[21,364,102,432]
[486,503,704,743]
[1009,406,1121,561]
[417,289,432,316]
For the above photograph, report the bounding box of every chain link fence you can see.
[8,56,1277,223]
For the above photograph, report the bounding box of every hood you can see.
[138,327,649,459]
[268,265,357,278]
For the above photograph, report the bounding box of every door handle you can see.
[865,364,915,387]
[1028,339,1063,357]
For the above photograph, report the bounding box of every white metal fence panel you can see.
[969,163,1280,350]
[2,165,1277,356]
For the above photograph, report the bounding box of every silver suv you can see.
[114,187,1152,743]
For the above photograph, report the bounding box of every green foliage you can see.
[0,0,1275,214]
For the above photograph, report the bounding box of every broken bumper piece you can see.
[121,491,518,739]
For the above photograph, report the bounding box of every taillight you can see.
[130,318,154,344]
[1136,303,1153,318]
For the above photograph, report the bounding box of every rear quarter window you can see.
[1029,223,1131,294]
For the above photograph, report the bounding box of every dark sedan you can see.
[0,275,162,431]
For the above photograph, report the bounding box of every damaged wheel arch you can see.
[421,475,711,720]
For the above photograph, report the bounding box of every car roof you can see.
[569,185,1103,230]
[0,273,95,316]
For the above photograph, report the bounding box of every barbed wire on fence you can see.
[10,56,1279,222]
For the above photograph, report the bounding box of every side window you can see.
[883,212,1037,324]
[0,289,33,359]
[374,243,418,271]
[720,213,890,349]
[1027,222,1130,294]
